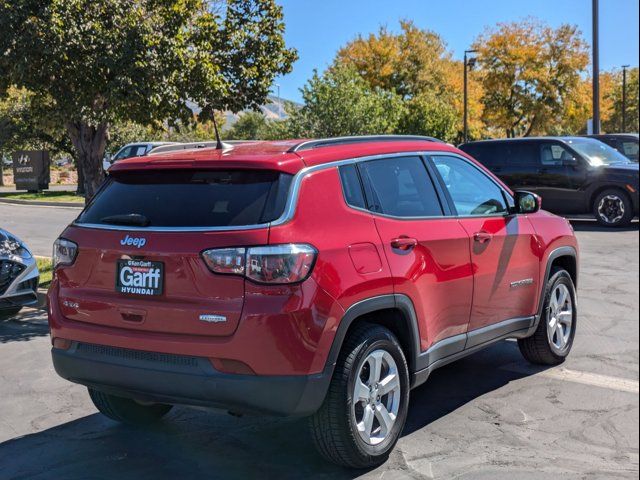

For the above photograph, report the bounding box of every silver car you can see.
[103,142,177,171]
[0,229,39,319]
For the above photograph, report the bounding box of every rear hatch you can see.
[57,169,292,337]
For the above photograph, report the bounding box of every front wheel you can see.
[593,189,634,227]
[518,267,577,365]
[309,323,409,469]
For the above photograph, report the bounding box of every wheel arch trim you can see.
[530,245,578,333]
[323,294,421,375]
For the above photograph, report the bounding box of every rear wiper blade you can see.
[100,214,150,226]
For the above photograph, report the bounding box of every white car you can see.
[0,229,39,320]
[103,142,177,171]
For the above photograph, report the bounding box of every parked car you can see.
[54,157,72,167]
[0,229,39,320]
[49,136,579,468]
[103,142,177,171]
[459,136,639,227]
[587,133,639,162]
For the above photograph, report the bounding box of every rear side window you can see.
[77,170,292,227]
[359,156,443,217]
[339,164,366,209]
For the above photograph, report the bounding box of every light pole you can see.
[275,83,282,119]
[592,0,600,134]
[463,49,478,143]
[622,65,630,132]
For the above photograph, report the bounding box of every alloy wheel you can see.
[352,349,401,445]
[547,283,573,352]
[597,194,625,224]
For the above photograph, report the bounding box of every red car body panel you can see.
[372,216,473,350]
[48,138,578,416]
[457,215,542,331]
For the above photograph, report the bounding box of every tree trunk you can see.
[0,160,4,187]
[524,115,537,137]
[66,122,108,202]
[75,157,85,196]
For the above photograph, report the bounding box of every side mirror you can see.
[513,191,541,214]
[562,156,578,166]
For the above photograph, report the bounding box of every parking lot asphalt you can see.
[0,203,80,256]
[0,219,638,479]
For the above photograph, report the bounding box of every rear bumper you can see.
[52,342,331,417]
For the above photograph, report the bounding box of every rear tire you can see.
[518,268,577,365]
[0,307,22,320]
[593,189,634,227]
[88,388,172,425]
[309,323,409,469]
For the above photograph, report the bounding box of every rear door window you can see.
[359,156,443,217]
[502,142,538,166]
[77,170,293,228]
[462,144,502,168]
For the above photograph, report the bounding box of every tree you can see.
[0,0,296,198]
[333,20,483,141]
[225,111,270,140]
[602,67,639,133]
[287,66,404,138]
[224,111,291,140]
[474,19,589,137]
[335,20,450,100]
[396,92,458,142]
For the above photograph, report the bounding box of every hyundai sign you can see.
[12,150,50,191]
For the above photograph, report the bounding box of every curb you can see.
[0,197,83,208]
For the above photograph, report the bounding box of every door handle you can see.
[391,236,418,251]
[473,231,493,243]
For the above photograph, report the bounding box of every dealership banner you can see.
[12,150,50,191]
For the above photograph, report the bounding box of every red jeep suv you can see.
[48,136,579,468]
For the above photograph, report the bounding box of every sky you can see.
[273,0,640,103]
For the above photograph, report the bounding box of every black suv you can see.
[459,137,639,227]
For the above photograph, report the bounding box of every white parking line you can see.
[501,363,639,394]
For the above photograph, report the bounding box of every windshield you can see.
[564,138,632,166]
[113,144,150,161]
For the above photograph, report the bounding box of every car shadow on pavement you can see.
[0,309,49,343]
[404,340,548,436]
[0,340,548,480]
[569,219,639,232]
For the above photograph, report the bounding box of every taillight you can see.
[201,248,246,275]
[201,244,317,285]
[53,238,78,268]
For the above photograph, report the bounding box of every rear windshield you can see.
[77,170,293,228]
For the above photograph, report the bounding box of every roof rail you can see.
[288,135,444,153]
